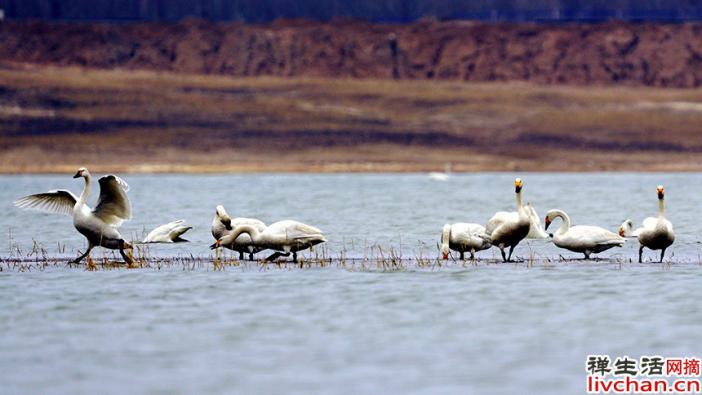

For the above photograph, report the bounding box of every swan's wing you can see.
[452,223,487,235]
[93,175,132,226]
[169,223,193,240]
[641,217,657,229]
[566,226,625,246]
[527,207,549,239]
[232,217,267,230]
[144,220,190,242]
[286,222,323,239]
[486,211,516,235]
[14,190,77,216]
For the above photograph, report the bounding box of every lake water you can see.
[1,173,701,394]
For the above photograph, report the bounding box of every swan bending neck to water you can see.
[143,220,192,243]
[211,205,266,260]
[214,220,326,262]
[440,223,491,261]
[14,167,133,264]
[637,185,675,263]
[485,178,531,262]
[544,209,625,259]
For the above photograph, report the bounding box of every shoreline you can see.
[2,64,702,173]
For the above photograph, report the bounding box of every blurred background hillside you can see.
[1,1,702,173]
[2,0,702,22]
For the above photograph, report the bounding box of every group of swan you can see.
[15,167,326,264]
[14,168,675,264]
[441,178,674,262]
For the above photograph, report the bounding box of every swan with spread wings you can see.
[14,167,133,264]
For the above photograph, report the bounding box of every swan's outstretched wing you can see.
[93,175,132,226]
[14,190,77,216]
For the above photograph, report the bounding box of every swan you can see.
[637,185,675,263]
[212,205,266,260]
[618,218,654,238]
[440,223,491,260]
[143,220,192,243]
[428,163,451,181]
[213,220,326,262]
[525,202,550,239]
[14,167,133,264]
[544,209,625,259]
[485,178,531,262]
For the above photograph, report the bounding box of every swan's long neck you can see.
[516,189,525,214]
[78,174,91,206]
[552,210,571,234]
[658,197,665,220]
[227,224,261,243]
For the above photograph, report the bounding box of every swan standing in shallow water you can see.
[440,223,491,260]
[544,209,625,259]
[211,205,266,260]
[637,185,675,263]
[15,167,133,264]
[143,220,192,243]
[214,220,326,262]
[485,178,531,262]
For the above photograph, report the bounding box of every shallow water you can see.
[1,173,701,394]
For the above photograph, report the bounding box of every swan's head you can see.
[440,224,450,260]
[73,167,89,179]
[215,205,232,230]
[657,185,665,200]
[543,210,559,231]
[618,219,633,237]
[514,178,523,193]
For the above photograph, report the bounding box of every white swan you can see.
[14,167,133,264]
[485,178,531,262]
[525,202,550,239]
[440,223,491,260]
[428,163,451,181]
[544,209,625,259]
[618,218,654,238]
[211,205,266,260]
[213,220,326,262]
[637,185,675,263]
[143,220,192,243]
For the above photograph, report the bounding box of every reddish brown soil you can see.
[2,19,702,87]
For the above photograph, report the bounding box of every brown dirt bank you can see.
[2,19,702,87]
[1,64,702,173]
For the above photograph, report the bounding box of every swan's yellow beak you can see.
[657,185,665,199]
[514,178,523,192]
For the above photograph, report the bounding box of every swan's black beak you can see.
[72,171,82,178]
[209,242,218,250]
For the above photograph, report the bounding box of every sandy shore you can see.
[1,63,702,173]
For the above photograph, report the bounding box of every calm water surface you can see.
[1,173,701,394]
